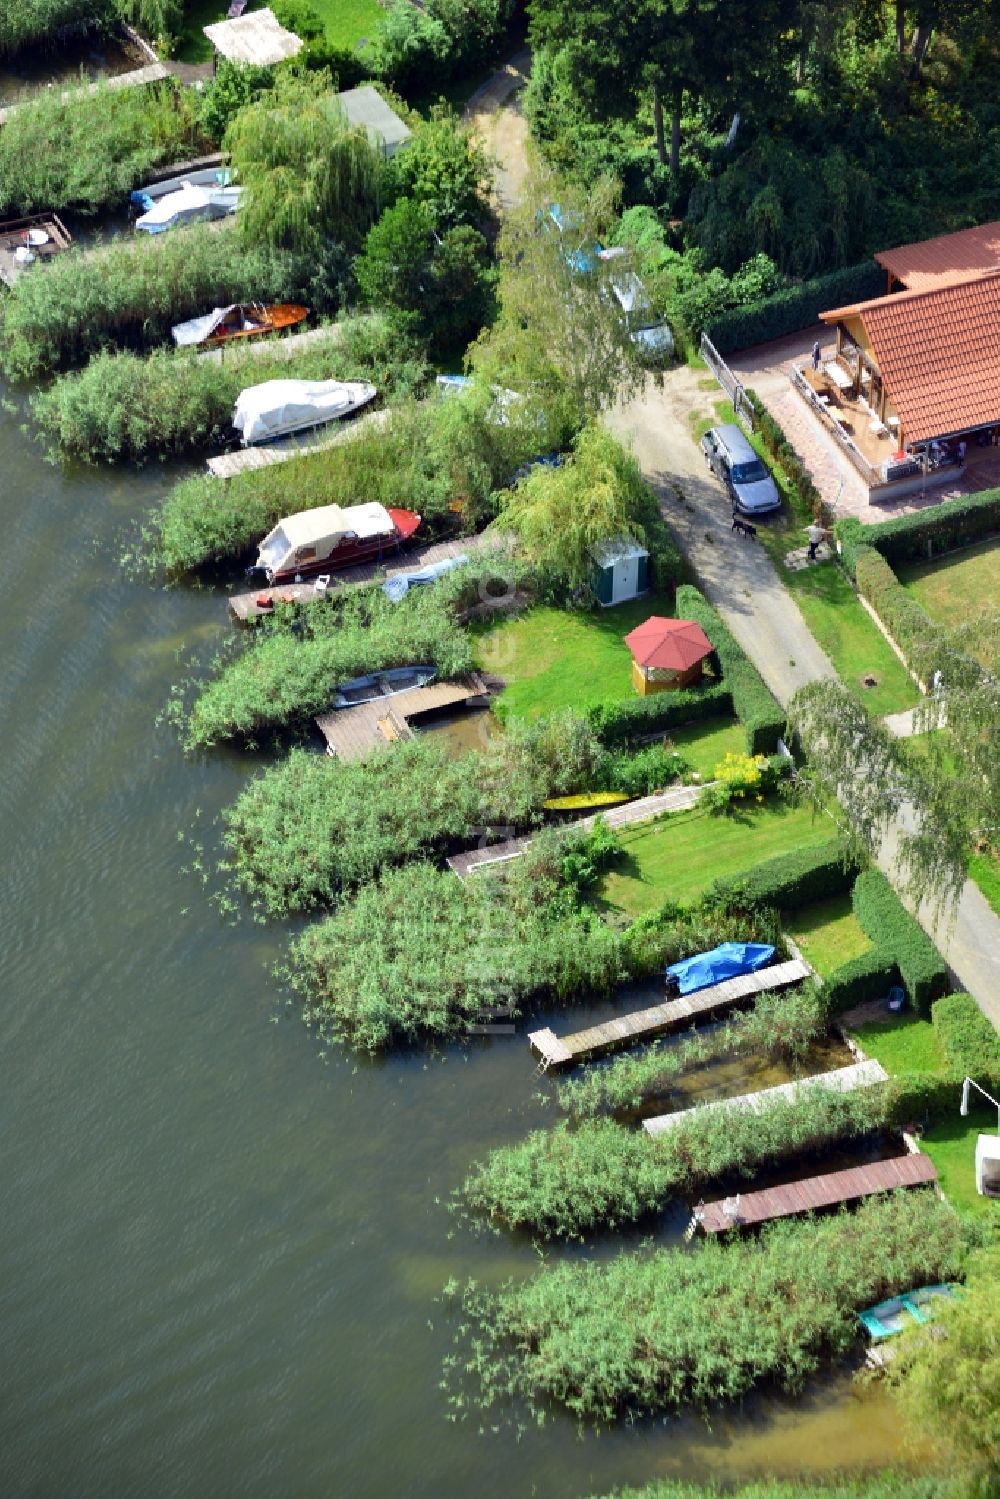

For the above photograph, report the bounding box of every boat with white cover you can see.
[233,379,376,445]
[249,501,421,584]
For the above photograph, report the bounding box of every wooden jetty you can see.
[0,212,72,289]
[314,672,489,759]
[448,783,702,879]
[228,534,500,622]
[206,405,386,480]
[642,1058,889,1138]
[528,957,810,1070]
[0,61,170,127]
[691,1151,937,1235]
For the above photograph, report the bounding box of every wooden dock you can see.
[692,1151,937,1234]
[528,957,810,1070]
[206,405,385,479]
[0,61,170,126]
[448,784,702,879]
[0,212,72,289]
[198,321,344,367]
[642,1058,889,1138]
[228,534,500,621]
[314,673,490,759]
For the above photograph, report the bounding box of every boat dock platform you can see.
[228,535,498,621]
[314,672,489,759]
[448,784,702,879]
[0,213,72,288]
[643,1058,889,1138]
[206,405,385,480]
[528,957,810,1070]
[691,1151,937,1235]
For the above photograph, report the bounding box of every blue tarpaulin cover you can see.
[666,941,775,995]
[382,554,469,603]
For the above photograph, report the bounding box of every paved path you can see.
[463,49,531,213]
[608,368,1000,1029]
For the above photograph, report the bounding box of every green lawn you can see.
[597,797,832,916]
[473,595,679,720]
[853,1014,944,1076]
[922,1112,1000,1220]
[666,717,746,780]
[176,0,382,61]
[784,892,871,977]
[897,538,1000,673]
[970,851,1000,918]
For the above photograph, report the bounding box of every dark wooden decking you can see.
[643,1058,888,1138]
[528,957,810,1070]
[0,212,72,288]
[693,1151,938,1234]
[314,673,489,759]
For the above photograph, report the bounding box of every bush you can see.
[586,682,732,749]
[674,585,785,754]
[932,993,1000,1077]
[285,848,623,1050]
[0,80,205,218]
[600,743,688,797]
[853,547,945,683]
[822,949,902,1014]
[704,262,886,355]
[447,1193,967,1423]
[708,838,859,912]
[0,225,306,380]
[385,107,492,231]
[33,318,428,465]
[852,870,949,1013]
[837,490,1000,575]
[745,391,826,523]
[699,751,782,815]
[0,0,110,54]
[618,900,782,982]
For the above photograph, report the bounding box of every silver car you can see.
[700,423,781,515]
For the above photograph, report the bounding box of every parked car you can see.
[609,270,674,364]
[700,423,781,515]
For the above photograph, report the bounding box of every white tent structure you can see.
[203,8,302,65]
[135,181,242,234]
[233,379,376,445]
[975,1134,1000,1196]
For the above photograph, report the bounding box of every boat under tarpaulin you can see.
[666,941,776,995]
[135,181,242,233]
[382,554,469,602]
[171,302,307,348]
[233,379,376,444]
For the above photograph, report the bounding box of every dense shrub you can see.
[447,1193,966,1423]
[704,262,885,355]
[674,585,785,755]
[932,993,1000,1077]
[600,743,689,797]
[709,838,859,912]
[852,870,949,1013]
[822,949,902,1014]
[221,709,605,915]
[837,490,1000,576]
[367,0,511,93]
[606,1481,951,1499]
[33,318,428,465]
[459,1080,895,1237]
[853,547,945,682]
[0,0,109,53]
[286,839,624,1050]
[0,80,204,218]
[0,225,306,380]
[745,392,825,523]
[586,682,732,749]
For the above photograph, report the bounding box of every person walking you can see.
[811,340,821,372]
[806,522,825,561]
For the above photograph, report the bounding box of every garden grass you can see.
[176,0,224,61]
[784,892,871,977]
[472,594,677,721]
[663,717,745,780]
[176,0,382,61]
[596,797,832,916]
[970,850,1000,918]
[897,537,1000,672]
[921,1111,1000,1220]
[852,1014,945,1078]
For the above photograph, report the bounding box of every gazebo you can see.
[624,616,714,696]
[203,8,303,68]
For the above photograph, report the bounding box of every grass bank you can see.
[897,537,1000,672]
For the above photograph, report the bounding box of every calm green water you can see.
[0,384,913,1497]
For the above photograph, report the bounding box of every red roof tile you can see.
[876,221,1000,292]
[624,617,713,671]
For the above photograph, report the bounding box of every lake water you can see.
[0,31,145,106]
[0,384,916,1496]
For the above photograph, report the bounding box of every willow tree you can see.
[225,71,382,254]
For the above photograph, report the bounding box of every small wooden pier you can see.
[691,1151,938,1235]
[228,534,498,621]
[448,784,702,879]
[0,213,72,288]
[206,405,385,480]
[528,957,810,1070]
[314,673,489,759]
[642,1058,888,1138]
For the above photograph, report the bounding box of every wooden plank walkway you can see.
[642,1058,889,1138]
[693,1151,937,1234]
[528,958,810,1070]
[314,673,489,759]
[0,62,170,126]
[206,403,384,479]
[448,784,702,878]
[229,533,500,621]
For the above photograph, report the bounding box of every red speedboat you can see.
[250,502,421,584]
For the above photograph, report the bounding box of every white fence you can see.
[700,332,758,433]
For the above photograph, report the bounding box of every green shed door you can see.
[636,553,649,594]
[592,562,614,605]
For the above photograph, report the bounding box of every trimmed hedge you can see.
[704,261,885,356]
[675,584,785,755]
[709,837,860,911]
[853,546,944,682]
[932,992,1000,1076]
[852,869,949,1013]
[746,391,824,522]
[587,681,733,749]
[837,489,1000,576]
[823,949,901,1014]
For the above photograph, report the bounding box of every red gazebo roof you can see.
[624,616,714,671]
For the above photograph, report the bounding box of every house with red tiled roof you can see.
[818,221,1000,453]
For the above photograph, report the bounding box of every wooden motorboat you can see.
[171,303,308,350]
[250,502,422,585]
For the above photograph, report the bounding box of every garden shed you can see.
[591,537,649,607]
[624,616,713,695]
[337,86,412,159]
